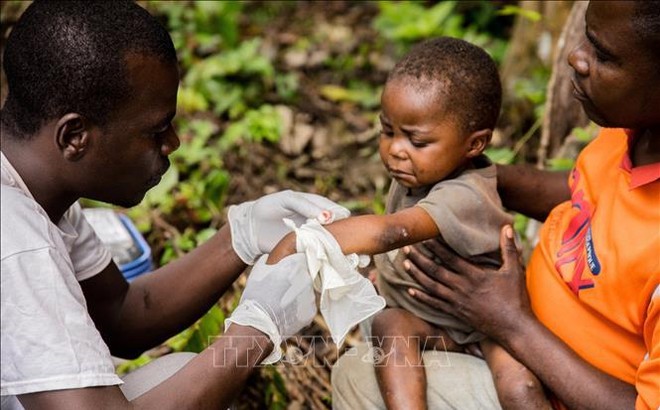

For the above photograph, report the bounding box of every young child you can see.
[268,37,550,410]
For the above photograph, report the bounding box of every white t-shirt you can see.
[1,152,122,409]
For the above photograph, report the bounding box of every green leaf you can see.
[497,5,541,23]
[485,147,515,165]
[165,305,226,354]
[513,213,529,239]
[220,105,282,150]
[115,354,153,376]
[547,157,575,171]
[143,167,179,207]
[571,125,597,143]
[178,87,209,113]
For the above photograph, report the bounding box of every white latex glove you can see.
[225,254,316,364]
[228,190,350,265]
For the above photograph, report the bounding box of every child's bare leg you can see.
[481,339,552,410]
[371,308,457,410]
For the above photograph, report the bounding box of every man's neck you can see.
[1,130,77,223]
[631,126,660,167]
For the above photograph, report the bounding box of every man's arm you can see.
[405,227,636,410]
[21,251,317,410]
[83,190,348,358]
[82,224,245,358]
[267,206,440,265]
[496,164,570,221]
[18,324,272,410]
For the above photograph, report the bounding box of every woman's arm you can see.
[267,206,440,264]
[404,228,636,410]
[496,164,570,221]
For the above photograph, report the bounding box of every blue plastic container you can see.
[116,214,154,281]
[83,209,154,281]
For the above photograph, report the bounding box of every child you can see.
[268,37,550,409]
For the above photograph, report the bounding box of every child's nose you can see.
[388,136,408,159]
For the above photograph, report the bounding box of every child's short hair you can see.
[388,37,502,134]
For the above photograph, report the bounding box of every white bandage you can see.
[284,219,386,347]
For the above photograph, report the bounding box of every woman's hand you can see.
[403,225,533,343]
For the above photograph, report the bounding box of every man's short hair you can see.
[387,37,502,134]
[1,0,177,139]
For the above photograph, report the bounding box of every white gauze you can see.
[283,218,386,347]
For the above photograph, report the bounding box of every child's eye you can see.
[379,129,394,137]
[411,140,427,148]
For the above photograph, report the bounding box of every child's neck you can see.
[446,156,481,180]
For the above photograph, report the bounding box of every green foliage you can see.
[115,353,154,377]
[485,147,515,165]
[160,227,218,265]
[513,67,551,118]
[320,82,382,109]
[147,1,244,67]
[182,38,276,118]
[374,1,464,44]
[513,212,530,239]
[220,104,282,150]
[372,0,509,63]
[165,304,226,353]
[497,5,542,22]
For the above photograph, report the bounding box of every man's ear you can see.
[55,113,92,161]
[465,129,492,158]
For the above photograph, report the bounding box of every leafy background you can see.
[0,1,595,408]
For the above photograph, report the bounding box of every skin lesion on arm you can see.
[267,207,440,264]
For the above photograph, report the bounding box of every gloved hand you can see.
[225,253,316,364]
[228,190,350,265]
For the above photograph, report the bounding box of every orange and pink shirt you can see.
[527,128,659,410]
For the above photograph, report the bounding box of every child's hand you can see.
[266,232,297,265]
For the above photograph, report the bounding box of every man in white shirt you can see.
[0,1,345,408]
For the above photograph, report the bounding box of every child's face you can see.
[567,1,660,129]
[378,79,471,189]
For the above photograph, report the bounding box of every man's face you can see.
[378,79,470,189]
[85,53,180,207]
[568,1,660,129]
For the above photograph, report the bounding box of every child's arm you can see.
[266,206,439,264]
